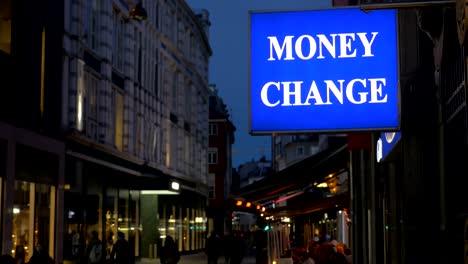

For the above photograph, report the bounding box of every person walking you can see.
[86,230,105,264]
[205,231,222,264]
[160,235,180,264]
[229,231,247,264]
[110,231,132,264]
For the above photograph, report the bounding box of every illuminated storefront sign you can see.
[376,131,401,162]
[249,8,399,134]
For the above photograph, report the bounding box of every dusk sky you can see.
[185,0,332,167]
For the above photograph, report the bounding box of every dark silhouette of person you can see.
[0,254,15,264]
[14,245,25,264]
[110,231,132,264]
[27,244,53,264]
[223,233,234,264]
[86,230,106,264]
[229,231,247,264]
[205,231,221,264]
[160,235,180,264]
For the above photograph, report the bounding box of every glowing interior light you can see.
[171,181,180,191]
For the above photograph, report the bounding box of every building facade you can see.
[207,85,236,236]
[0,0,213,263]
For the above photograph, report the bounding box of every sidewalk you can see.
[136,252,256,264]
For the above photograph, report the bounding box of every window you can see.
[172,72,178,110]
[184,134,191,172]
[184,85,191,120]
[208,173,215,199]
[208,149,218,164]
[135,115,143,157]
[113,9,124,71]
[84,0,100,50]
[134,27,141,83]
[208,186,215,199]
[86,72,99,140]
[152,125,158,163]
[177,19,185,52]
[113,87,124,151]
[154,50,159,96]
[310,145,319,156]
[297,146,304,157]
[209,124,218,136]
[13,181,54,262]
[0,0,11,54]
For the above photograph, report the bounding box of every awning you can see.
[65,134,208,194]
[231,142,350,217]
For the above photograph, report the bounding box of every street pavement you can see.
[136,252,256,264]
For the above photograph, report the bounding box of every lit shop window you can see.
[12,181,54,262]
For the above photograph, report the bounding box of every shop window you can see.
[12,181,54,262]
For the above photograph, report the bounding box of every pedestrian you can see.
[110,231,132,264]
[160,235,180,264]
[223,232,234,264]
[229,231,247,264]
[27,244,54,264]
[14,245,25,264]
[86,230,106,264]
[205,231,222,264]
[0,254,15,264]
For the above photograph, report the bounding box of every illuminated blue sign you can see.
[249,8,399,134]
[377,132,401,162]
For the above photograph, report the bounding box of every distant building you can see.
[237,157,273,188]
[207,84,236,236]
[272,134,329,171]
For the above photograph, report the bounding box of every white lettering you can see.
[282,81,304,106]
[324,80,345,104]
[317,34,337,59]
[304,81,326,105]
[260,78,388,107]
[357,32,378,57]
[268,36,294,61]
[368,78,387,103]
[295,35,317,60]
[346,79,367,104]
[260,82,281,107]
[267,32,379,60]
[338,33,357,58]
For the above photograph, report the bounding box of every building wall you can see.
[0,0,67,261]
[60,0,212,261]
[64,0,210,183]
[208,88,236,235]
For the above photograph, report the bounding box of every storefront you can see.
[62,144,208,263]
[0,122,65,262]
